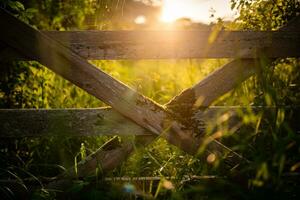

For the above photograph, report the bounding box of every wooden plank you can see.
[167,59,258,118]
[0,108,146,137]
[0,43,27,63]
[1,30,300,61]
[0,107,243,138]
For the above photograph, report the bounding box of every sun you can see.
[160,0,209,23]
[160,0,237,24]
[160,0,186,22]
[160,0,208,23]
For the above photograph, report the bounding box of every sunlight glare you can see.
[134,15,146,24]
[161,0,193,22]
[160,0,237,24]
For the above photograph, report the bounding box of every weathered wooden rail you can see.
[0,107,244,137]
[0,7,299,189]
[1,30,300,61]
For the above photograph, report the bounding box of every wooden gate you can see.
[0,8,299,187]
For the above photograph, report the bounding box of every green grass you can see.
[1,57,300,199]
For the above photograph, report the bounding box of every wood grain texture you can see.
[0,107,242,138]
[167,59,258,119]
[1,30,300,61]
[0,43,26,62]
[0,108,146,137]
[65,136,135,178]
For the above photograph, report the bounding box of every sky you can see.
[160,0,238,24]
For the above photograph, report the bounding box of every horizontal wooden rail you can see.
[2,106,298,138]
[0,108,145,137]
[0,107,242,137]
[0,30,300,61]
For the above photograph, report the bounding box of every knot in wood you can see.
[166,88,206,137]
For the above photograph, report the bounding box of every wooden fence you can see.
[0,8,299,188]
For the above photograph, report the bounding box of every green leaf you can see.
[8,1,24,11]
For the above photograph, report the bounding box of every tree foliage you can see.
[231,0,300,30]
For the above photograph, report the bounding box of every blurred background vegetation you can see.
[0,0,300,199]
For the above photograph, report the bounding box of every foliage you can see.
[231,0,300,30]
[224,0,300,198]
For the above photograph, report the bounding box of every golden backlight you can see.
[160,0,236,24]
[161,0,188,22]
